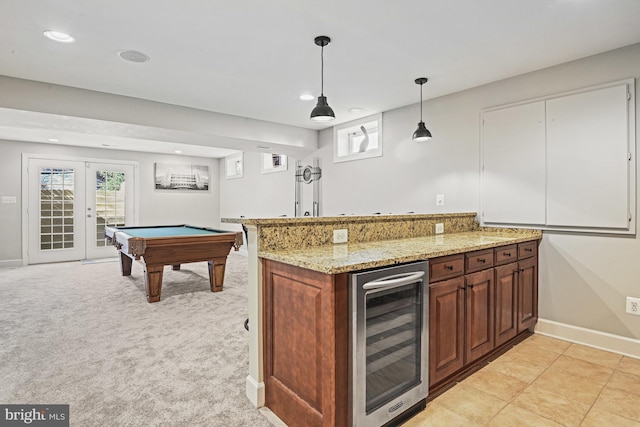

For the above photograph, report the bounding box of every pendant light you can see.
[412,77,432,142]
[310,36,335,122]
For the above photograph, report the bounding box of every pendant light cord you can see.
[420,83,423,121]
[320,45,325,96]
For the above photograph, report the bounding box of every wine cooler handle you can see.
[362,271,426,290]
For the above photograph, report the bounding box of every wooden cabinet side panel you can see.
[465,269,495,363]
[494,263,518,347]
[429,277,465,386]
[263,259,348,427]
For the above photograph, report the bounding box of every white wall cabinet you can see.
[481,79,635,234]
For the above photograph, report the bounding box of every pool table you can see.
[105,225,243,303]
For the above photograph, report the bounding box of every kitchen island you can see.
[222,213,541,427]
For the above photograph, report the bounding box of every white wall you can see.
[220,43,640,341]
[0,140,221,263]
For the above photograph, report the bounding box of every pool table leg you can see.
[208,257,227,292]
[144,265,164,303]
[119,252,132,276]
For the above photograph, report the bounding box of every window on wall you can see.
[333,113,382,163]
[224,152,243,179]
[261,153,287,174]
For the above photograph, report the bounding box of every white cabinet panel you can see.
[546,85,630,228]
[481,79,634,234]
[482,101,546,225]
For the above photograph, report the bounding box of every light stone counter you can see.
[258,229,542,274]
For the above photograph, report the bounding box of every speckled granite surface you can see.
[223,212,480,251]
[258,229,542,274]
[222,213,541,274]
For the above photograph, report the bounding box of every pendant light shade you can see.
[310,36,335,122]
[413,77,432,142]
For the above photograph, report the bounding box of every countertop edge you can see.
[258,231,541,274]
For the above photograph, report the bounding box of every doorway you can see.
[25,155,137,264]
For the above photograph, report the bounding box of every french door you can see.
[27,157,136,264]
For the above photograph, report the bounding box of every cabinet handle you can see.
[468,284,474,289]
[445,265,454,271]
[460,286,466,290]
[525,248,533,252]
[478,258,486,263]
[504,252,511,257]
[519,268,525,273]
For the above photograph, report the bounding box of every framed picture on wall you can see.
[154,163,209,190]
[225,152,243,179]
[261,153,288,174]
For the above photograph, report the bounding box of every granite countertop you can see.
[222,212,477,226]
[258,229,542,274]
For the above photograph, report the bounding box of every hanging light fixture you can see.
[412,77,432,142]
[310,35,335,122]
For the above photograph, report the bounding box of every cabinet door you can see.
[518,256,538,332]
[429,277,465,386]
[465,269,495,364]
[494,263,518,347]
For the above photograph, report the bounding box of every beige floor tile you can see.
[505,343,562,368]
[524,334,572,354]
[434,383,508,425]
[618,356,640,377]
[403,400,481,427]
[592,386,640,421]
[487,404,564,427]
[528,370,605,405]
[564,343,623,369]
[547,355,614,386]
[483,355,548,383]
[462,368,529,401]
[606,370,640,396]
[580,407,640,427]
[511,386,591,427]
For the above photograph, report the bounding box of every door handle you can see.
[362,271,425,290]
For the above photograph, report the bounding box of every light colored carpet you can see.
[0,252,274,427]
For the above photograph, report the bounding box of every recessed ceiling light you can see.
[347,107,364,114]
[43,30,75,43]
[48,138,60,142]
[299,94,315,101]
[174,150,183,154]
[118,50,150,63]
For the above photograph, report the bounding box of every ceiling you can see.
[1,0,639,157]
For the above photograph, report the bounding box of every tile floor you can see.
[405,334,640,426]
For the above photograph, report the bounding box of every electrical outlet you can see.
[626,297,640,315]
[435,223,444,234]
[436,194,445,206]
[333,229,348,244]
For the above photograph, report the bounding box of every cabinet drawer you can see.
[495,245,517,265]
[465,249,494,273]
[429,254,464,282]
[518,241,537,259]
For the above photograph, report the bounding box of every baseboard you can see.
[246,375,265,408]
[0,259,23,268]
[535,318,640,359]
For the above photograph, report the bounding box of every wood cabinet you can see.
[429,251,496,386]
[262,259,348,427]
[429,241,539,390]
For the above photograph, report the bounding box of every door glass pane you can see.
[95,171,126,247]
[40,168,75,250]
[365,283,422,413]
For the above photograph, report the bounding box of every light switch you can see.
[1,196,17,204]
[436,194,445,206]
